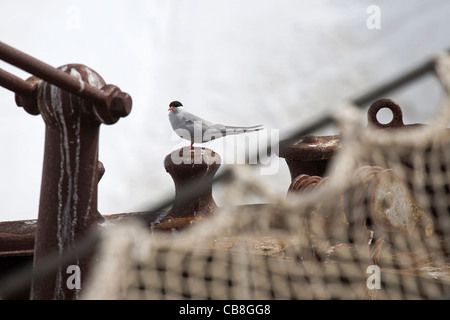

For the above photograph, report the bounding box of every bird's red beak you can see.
[168,107,174,111]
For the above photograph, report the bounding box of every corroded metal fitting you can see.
[345,166,434,239]
[288,174,347,240]
[288,166,434,241]
[288,174,327,193]
[278,135,341,179]
[0,41,131,124]
[367,99,404,129]
[156,147,221,231]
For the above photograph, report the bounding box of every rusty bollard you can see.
[155,147,221,231]
[13,63,131,300]
[279,135,341,180]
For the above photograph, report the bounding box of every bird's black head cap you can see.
[169,101,183,108]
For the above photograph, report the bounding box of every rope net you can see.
[83,53,450,300]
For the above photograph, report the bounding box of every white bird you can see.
[168,101,263,149]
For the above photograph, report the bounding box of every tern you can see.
[168,101,264,149]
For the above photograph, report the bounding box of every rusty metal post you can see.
[278,135,341,180]
[155,147,221,230]
[7,60,131,299]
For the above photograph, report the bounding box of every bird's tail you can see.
[223,124,264,135]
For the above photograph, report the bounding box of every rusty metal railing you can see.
[0,42,448,299]
[0,41,132,299]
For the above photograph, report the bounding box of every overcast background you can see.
[1,0,449,221]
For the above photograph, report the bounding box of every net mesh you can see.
[83,53,450,300]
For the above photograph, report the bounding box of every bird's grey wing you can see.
[182,111,263,133]
[180,111,263,142]
[181,111,225,142]
[181,111,216,129]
